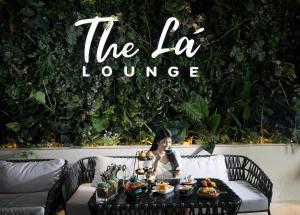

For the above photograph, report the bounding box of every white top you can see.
[145,150,182,179]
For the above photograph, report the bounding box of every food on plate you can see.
[198,187,220,198]
[201,178,216,187]
[179,185,193,190]
[123,176,142,197]
[159,183,169,191]
[152,183,174,194]
[180,175,196,185]
[138,151,147,160]
[146,151,154,159]
[198,179,219,198]
[210,182,216,187]
[136,167,145,175]
[139,179,147,188]
[179,184,194,196]
[199,187,217,194]
[187,175,194,182]
[201,180,208,187]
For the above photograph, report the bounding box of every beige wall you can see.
[1,144,299,202]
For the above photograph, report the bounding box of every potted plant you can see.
[96,169,119,202]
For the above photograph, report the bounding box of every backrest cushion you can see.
[91,156,135,187]
[180,155,229,182]
[0,159,65,194]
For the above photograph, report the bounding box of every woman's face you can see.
[158,137,172,151]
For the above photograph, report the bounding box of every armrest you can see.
[62,157,97,207]
[62,162,81,204]
[45,161,67,215]
[243,157,273,205]
[225,155,273,205]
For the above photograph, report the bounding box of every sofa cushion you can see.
[180,155,229,182]
[66,183,95,215]
[0,191,48,215]
[0,159,65,194]
[227,180,268,212]
[0,207,44,215]
[91,156,135,187]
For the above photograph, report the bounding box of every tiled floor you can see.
[58,202,300,215]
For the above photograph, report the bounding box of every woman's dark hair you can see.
[150,128,172,151]
[150,128,179,176]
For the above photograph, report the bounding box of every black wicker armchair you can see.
[64,155,273,215]
[225,155,273,214]
[1,159,67,215]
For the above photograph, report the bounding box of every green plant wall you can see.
[0,0,299,146]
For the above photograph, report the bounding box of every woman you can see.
[147,128,182,179]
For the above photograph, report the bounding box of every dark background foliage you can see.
[0,0,299,147]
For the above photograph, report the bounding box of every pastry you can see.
[159,184,169,191]
[201,178,216,187]
[146,151,154,159]
[138,151,147,160]
[200,187,217,194]
[136,167,145,174]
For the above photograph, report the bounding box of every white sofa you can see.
[0,159,66,215]
[64,155,272,215]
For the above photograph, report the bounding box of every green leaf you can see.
[231,113,242,128]
[6,122,21,132]
[91,117,107,133]
[207,113,221,133]
[241,81,252,100]
[201,142,215,154]
[122,111,132,128]
[230,46,244,63]
[28,90,46,104]
[94,98,103,111]
[242,106,251,121]
[180,96,209,123]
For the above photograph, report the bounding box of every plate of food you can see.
[123,176,143,198]
[178,184,194,197]
[137,151,154,161]
[197,187,220,198]
[180,175,197,185]
[152,183,174,194]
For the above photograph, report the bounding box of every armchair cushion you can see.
[0,159,65,194]
[0,191,48,215]
[65,183,95,215]
[227,180,268,212]
[0,207,44,215]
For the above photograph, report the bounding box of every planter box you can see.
[96,183,118,202]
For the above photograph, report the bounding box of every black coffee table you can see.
[88,179,241,215]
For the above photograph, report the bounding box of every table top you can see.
[88,178,241,211]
